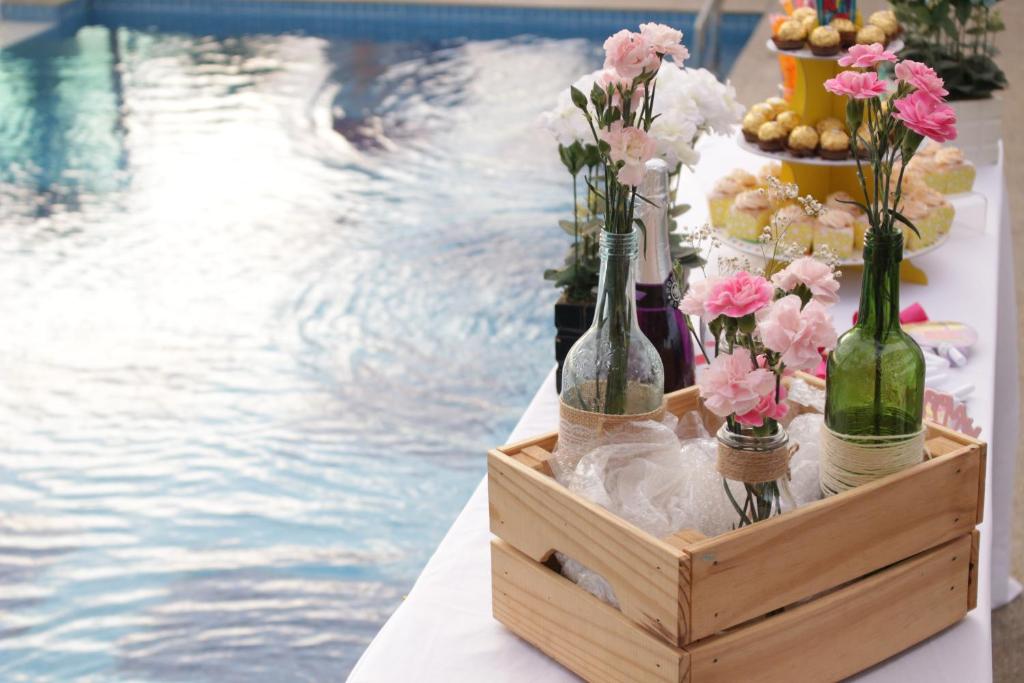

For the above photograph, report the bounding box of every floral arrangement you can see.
[541,25,743,302]
[825,43,957,240]
[889,0,1006,100]
[680,179,840,524]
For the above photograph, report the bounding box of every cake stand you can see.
[752,37,933,282]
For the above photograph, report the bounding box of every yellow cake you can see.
[727,189,773,241]
[923,147,976,195]
[813,209,855,259]
[770,204,814,253]
[898,198,940,250]
[915,187,955,236]
[826,191,870,249]
[708,170,758,227]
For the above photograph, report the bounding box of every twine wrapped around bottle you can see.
[715,438,798,484]
[819,424,926,495]
[556,382,665,476]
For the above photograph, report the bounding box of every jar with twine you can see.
[716,424,797,527]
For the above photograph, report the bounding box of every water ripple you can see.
[0,24,600,681]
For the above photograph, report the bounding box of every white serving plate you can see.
[764,37,904,62]
[715,225,950,268]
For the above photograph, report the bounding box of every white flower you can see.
[540,70,599,146]
[679,67,744,135]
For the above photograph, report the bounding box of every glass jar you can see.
[717,424,796,527]
[561,228,664,415]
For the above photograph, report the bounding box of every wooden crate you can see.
[488,382,985,682]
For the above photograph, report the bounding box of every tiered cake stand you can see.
[736,37,936,283]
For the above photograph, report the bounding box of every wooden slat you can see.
[497,432,558,458]
[489,450,687,645]
[968,529,981,610]
[925,436,966,459]
[491,540,687,683]
[684,444,983,642]
[664,529,707,551]
[687,535,972,682]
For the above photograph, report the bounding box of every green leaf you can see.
[890,209,921,237]
[669,204,691,218]
[558,219,578,236]
[569,86,588,111]
[590,83,607,115]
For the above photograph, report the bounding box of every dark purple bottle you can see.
[635,160,696,393]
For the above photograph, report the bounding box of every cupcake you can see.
[826,191,869,248]
[814,209,855,259]
[808,26,841,57]
[757,162,782,188]
[830,18,857,48]
[917,186,955,236]
[749,102,776,121]
[708,170,758,227]
[770,204,814,253]
[819,129,850,160]
[868,10,900,39]
[773,19,807,51]
[787,124,818,157]
[853,122,871,158]
[899,198,935,250]
[741,111,769,143]
[815,117,845,136]
[757,121,787,152]
[776,110,801,134]
[791,7,816,23]
[727,189,773,242]
[856,24,887,46]
[792,7,818,35]
[765,97,790,118]
[924,147,976,195]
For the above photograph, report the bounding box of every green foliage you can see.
[890,0,1007,99]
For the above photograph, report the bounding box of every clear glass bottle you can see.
[635,160,696,393]
[825,229,925,443]
[561,228,664,416]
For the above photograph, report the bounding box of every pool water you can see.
[0,12,753,682]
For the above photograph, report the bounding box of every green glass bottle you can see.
[825,230,925,438]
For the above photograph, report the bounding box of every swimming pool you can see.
[0,7,756,680]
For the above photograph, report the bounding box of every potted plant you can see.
[544,141,603,393]
[890,0,1007,163]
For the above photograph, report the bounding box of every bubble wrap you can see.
[550,402,824,605]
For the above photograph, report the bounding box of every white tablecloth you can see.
[349,137,1017,682]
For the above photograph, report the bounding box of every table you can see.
[348,137,1018,682]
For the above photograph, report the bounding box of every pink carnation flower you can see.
[639,22,689,63]
[756,295,838,371]
[894,60,948,103]
[699,350,776,418]
[771,257,840,305]
[603,30,656,80]
[679,276,719,316]
[893,91,958,143]
[824,70,887,100]
[838,43,897,69]
[704,271,773,319]
[735,384,789,428]
[596,67,646,109]
[598,123,657,187]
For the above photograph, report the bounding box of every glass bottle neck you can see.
[856,231,903,331]
[593,229,640,329]
[637,160,672,286]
